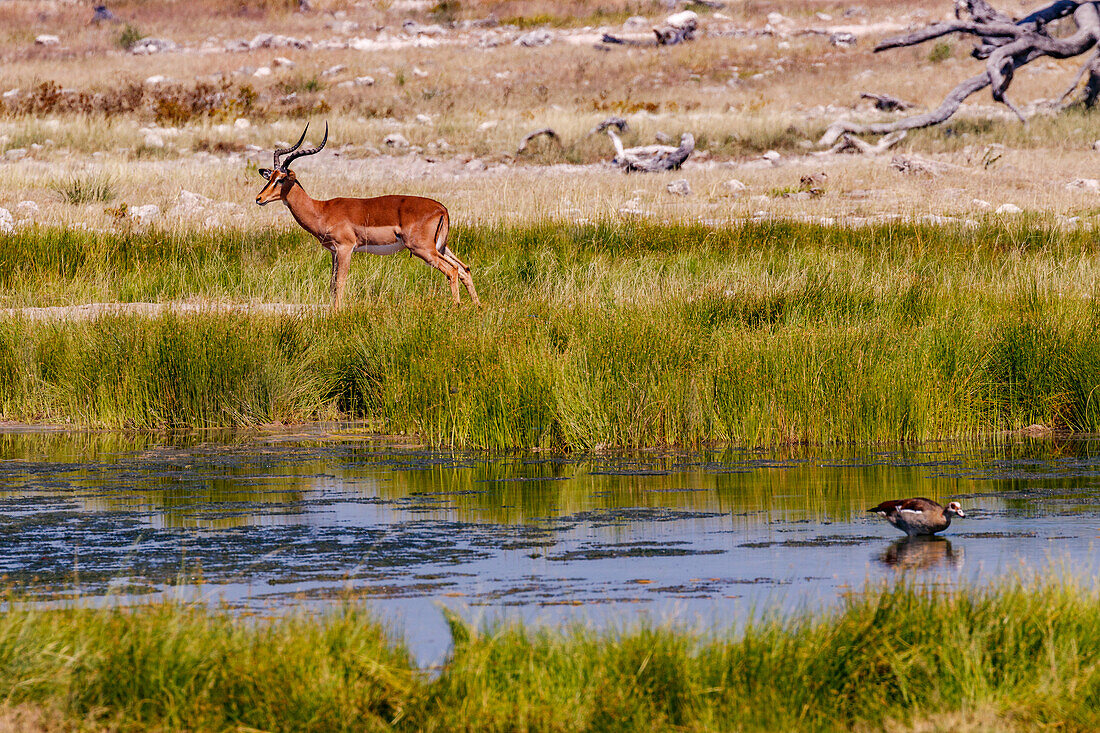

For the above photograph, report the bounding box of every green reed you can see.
[2,220,1100,446]
[2,580,1098,731]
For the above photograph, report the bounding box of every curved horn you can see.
[281,121,328,171]
[273,124,310,169]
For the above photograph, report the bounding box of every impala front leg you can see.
[331,244,354,309]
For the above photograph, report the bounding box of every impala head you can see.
[945,501,965,518]
[256,121,328,206]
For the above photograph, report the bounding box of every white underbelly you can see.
[353,242,406,255]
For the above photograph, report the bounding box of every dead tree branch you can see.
[607,130,694,172]
[822,0,1100,147]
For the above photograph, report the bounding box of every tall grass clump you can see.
[2,580,1099,730]
[49,173,115,205]
[0,603,415,732]
[3,220,1100,446]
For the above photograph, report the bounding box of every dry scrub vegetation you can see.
[2,0,1100,229]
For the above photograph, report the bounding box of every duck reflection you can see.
[877,536,962,571]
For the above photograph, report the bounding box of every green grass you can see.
[1,220,1099,447]
[2,580,1099,731]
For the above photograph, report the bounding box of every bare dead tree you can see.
[820,0,1100,147]
[607,129,694,171]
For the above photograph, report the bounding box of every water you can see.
[2,425,1098,664]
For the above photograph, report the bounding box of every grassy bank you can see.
[2,580,1098,731]
[2,220,1099,447]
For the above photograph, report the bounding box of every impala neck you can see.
[282,180,325,235]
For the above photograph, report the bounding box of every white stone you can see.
[144,75,167,85]
[762,150,781,164]
[412,66,429,77]
[337,80,354,88]
[995,203,1022,214]
[766,12,787,25]
[355,75,375,86]
[971,198,992,210]
[273,57,295,68]
[725,178,747,193]
[1,89,19,99]
[322,64,346,77]
[130,38,176,55]
[234,118,251,129]
[253,66,272,77]
[4,148,28,160]
[1092,139,1100,152]
[476,121,498,132]
[465,158,487,172]
[1066,178,1100,192]
[249,33,274,49]
[416,114,432,124]
[130,204,161,225]
[383,133,410,148]
[168,189,213,218]
[515,30,552,47]
[35,35,60,46]
[0,208,13,233]
[15,200,39,218]
[665,11,698,29]
[667,179,692,196]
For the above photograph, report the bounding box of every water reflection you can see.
[2,426,1099,663]
[878,537,962,571]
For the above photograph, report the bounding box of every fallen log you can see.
[607,129,694,172]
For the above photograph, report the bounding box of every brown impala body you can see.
[255,123,480,307]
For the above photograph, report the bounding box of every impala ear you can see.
[258,168,272,180]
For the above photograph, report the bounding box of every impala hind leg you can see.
[441,246,481,306]
[411,249,463,304]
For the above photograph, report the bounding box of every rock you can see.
[416,114,432,124]
[725,179,748,193]
[253,66,272,77]
[667,179,692,196]
[1093,139,1100,152]
[15,201,39,218]
[830,32,857,47]
[476,121,498,132]
[322,64,346,77]
[130,204,161,225]
[971,198,992,210]
[130,38,176,54]
[273,56,295,68]
[4,148,28,160]
[355,75,375,86]
[234,118,251,129]
[35,35,60,46]
[515,30,552,47]
[325,19,359,33]
[665,10,698,29]
[249,33,274,49]
[1067,178,1100,192]
[765,11,788,26]
[762,150,781,164]
[92,5,117,23]
[383,133,410,148]
[2,89,19,100]
[144,75,167,85]
[996,203,1022,214]
[168,190,212,218]
[0,208,13,233]
[412,66,429,77]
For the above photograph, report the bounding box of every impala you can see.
[255,122,480,307]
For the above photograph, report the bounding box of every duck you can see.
[867,497,966,536]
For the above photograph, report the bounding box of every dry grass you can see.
[1,0,1098,226]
